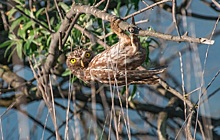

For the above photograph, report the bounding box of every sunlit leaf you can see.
[16,40,23,59]
[59,2,70,12]
[8,34,17,40]
[62,69,72,76]
[10,17,23,32]
[128,85,137,101]
[23,20,34,31]
[5,43,16,61]
[18,27,26,39]
[36,8,45,18]
[7,8,17,20]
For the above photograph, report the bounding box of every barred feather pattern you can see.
[66,18,165,85]
[66,48,165,85]
[88,18,146,70]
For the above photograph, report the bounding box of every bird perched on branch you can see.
[66,18,165,85]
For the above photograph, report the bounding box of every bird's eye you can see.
[85,52,91,58]
[70,58,76,64]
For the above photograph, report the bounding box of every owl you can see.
[88,18,146,70]
[66,18,165,85]
[66,48,165,85]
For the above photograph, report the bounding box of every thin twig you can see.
[123,0,172,20]
[159,78,193,108]
[45,8,52,31]
[54,0,63,21]
[0,3,8,31]
[172,0,181,37]
[179,52,188,123]
[103,0,110,11]
[212,0,220,9]
[62,13,80,46]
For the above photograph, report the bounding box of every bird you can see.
[66,18,165,85]
[88,17,146,70]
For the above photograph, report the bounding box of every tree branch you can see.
[0,64,28,95]
[71,3,214,45]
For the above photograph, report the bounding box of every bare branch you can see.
[158,78,194,108]
[0,65,28,95]
[139,31,214,45]
[71,4,214,45]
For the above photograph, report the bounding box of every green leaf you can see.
[8,34,17,40]
[59,2,70,12]
[5,43,16,61]
[16,40,23,59]
[71,76,78,83]
[24,40,31,51]
[115,2,121,16]
[128,85,137,101]
[10,17,23,32]
[125,4,133,16]
[120,86,126,95]
[24,8,31,17]
[18,20,34,39]
[46,36,52,47]
[131,0,139,10]
[28,29,35,37]
[7,8,17,19]
[62,69,72,76]
[0,40,12,48]
[24,34,35,54]
[36,8,45,18]
[23,20,34,31]
[18,28,26,39]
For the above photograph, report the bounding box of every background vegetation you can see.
[0,0,219,139]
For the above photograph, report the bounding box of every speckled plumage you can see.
[66,18,165,85]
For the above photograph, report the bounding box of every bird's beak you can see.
[80,60,85,67]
